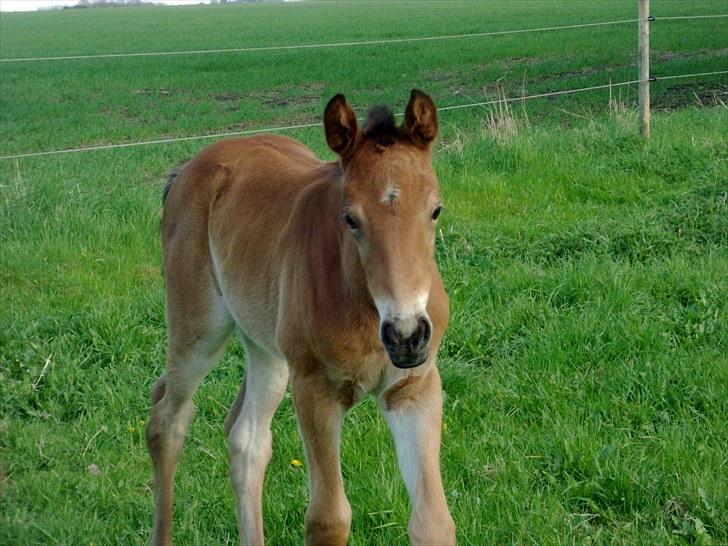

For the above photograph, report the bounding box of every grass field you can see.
[1,1,727,545]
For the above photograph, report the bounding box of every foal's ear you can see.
[324,94,359,159]
[401,89,438,148]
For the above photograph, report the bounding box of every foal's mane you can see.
[162,160,188,204]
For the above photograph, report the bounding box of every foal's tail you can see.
[162,160,188,205]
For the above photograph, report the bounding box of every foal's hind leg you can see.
[224,334,289,546]
[146,297,233,546]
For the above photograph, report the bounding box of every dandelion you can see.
[290,458,303,468]
[128,426,137,433]
[442,422,448,431]
[139,419,145,426]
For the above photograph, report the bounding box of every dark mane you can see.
[162,160,187,204]
[362,104,399,147]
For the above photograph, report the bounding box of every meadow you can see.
[1,1,727,544]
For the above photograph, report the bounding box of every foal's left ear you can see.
[324,94,360,159]
[401,89,438,148]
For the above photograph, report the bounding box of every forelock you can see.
[362,104,398,147]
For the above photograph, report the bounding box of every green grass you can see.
[1,1,728,545]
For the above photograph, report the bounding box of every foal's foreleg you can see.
[225,337,289,546]
[380,367,455,545]
[292,374,352,546]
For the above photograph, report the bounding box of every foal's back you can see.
[163,134,322,240]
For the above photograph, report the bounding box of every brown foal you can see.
[146,89,455,545]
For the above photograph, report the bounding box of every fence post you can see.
[638,0,651,138]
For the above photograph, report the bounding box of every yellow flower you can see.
[442,422,448,431]
[290,458,303,468]
[139,419,145,426]
[128,426,137,433]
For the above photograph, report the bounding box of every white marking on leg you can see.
[383,406,426,501]
[381,383,455,545]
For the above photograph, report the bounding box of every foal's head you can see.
[324,89,442,369]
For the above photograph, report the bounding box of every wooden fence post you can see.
[638,0,651,138]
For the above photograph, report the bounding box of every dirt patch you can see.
[131,82,327,112]
[657,48,728,62]
[209,91,244,102]
[500,56,562,71]
[212,81,326,111]
[653,82,728,110]
[134,88,172,97]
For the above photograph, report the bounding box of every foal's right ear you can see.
[324,94,359,159]
[401,89,438,148]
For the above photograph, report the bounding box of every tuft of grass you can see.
[481,86,524,144]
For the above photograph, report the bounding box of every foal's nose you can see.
[380,315,432,368]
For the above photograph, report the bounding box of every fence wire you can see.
[656,14,728,21]
[2,70,726,161]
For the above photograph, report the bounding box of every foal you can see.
[146,89,455,546]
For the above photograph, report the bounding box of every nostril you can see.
[417,317,432,348]
[409,321,424,349]
[405,317,432,353]
[381,321,400,347]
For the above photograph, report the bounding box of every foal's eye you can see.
[431,205,443,221]
[343,212,359,231]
